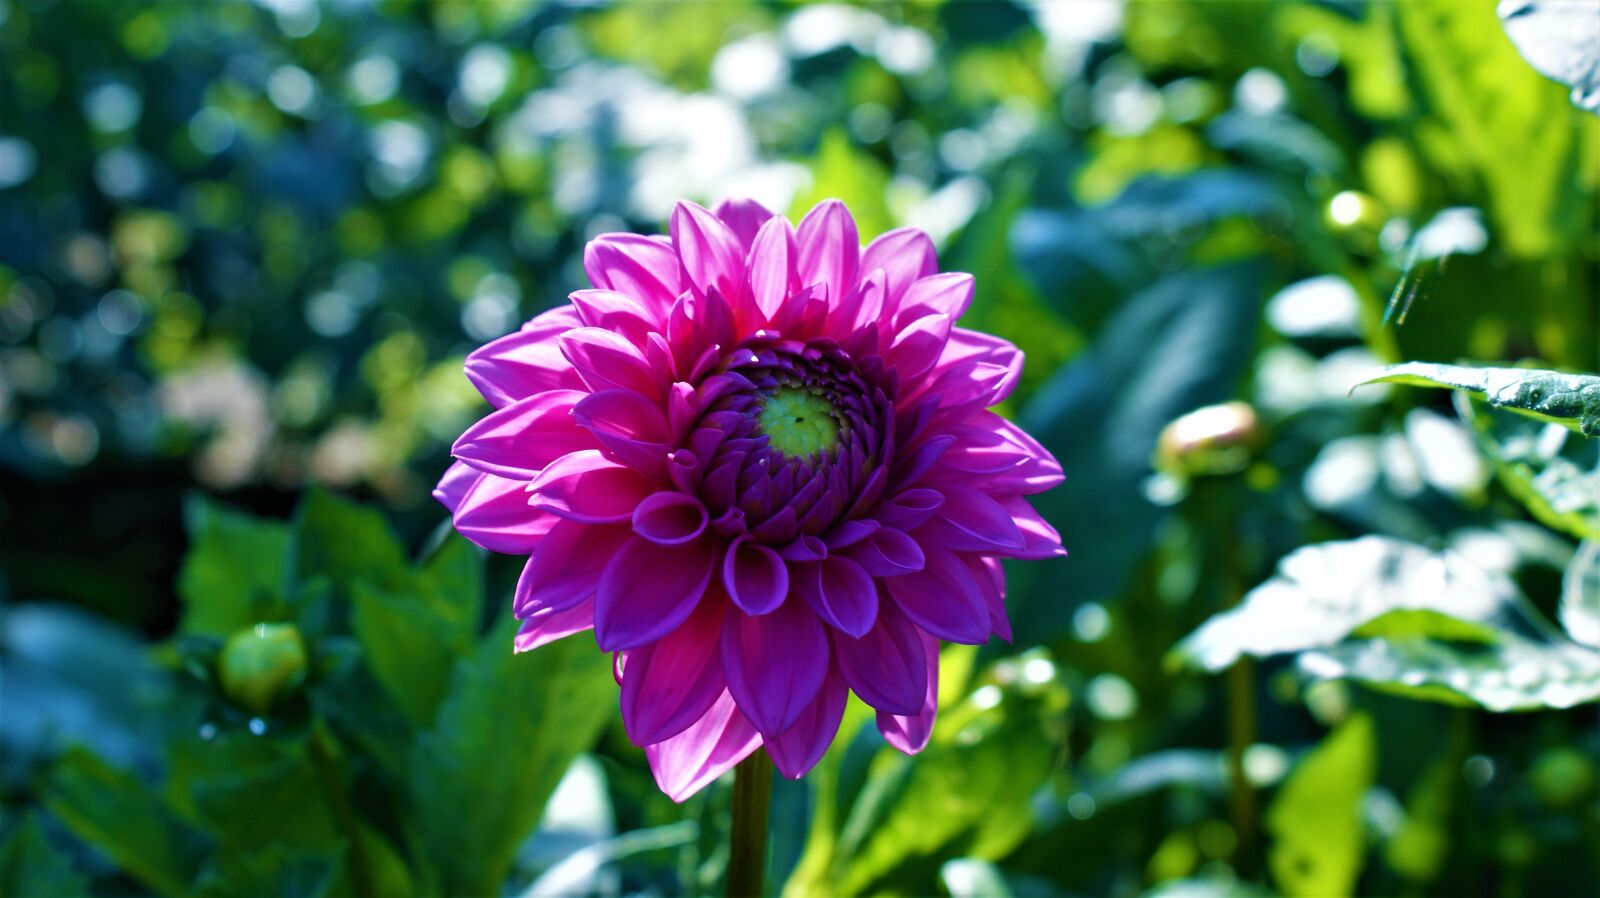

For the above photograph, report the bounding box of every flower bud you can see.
[1155,401,1263,478]
[218,623,308,714]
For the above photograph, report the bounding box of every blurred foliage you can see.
[3,0,1600,896]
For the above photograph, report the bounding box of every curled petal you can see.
[896,272,975,328]
[874,488,944,532]
[794,555,878,637]
[465,308,585,407]
[454,473,557,554]
[887,313,953,381]
[594,535,717,651]
[568,289,662,345]
[844,526,925,577]
[999,495,1067,559]
[672,201,745,301]
[433,461,480,514]
[645,690,762,803]
[877,628,940,754]
[573,389,673,477]
[560,327,667,399]
[584,234,682,313]
[722,599,828,737]
[919,485,1024,553]
[723,535,790,615]
[797,199,860,313]
[514,597,595,653]
[620,599,727,745]
[766,668,847,779]
[861,227,938,315]
[832,601,927,716]
[884,544,990,644]
[632,491,709,545]
[453,390,591,479]
[528,450,655,523]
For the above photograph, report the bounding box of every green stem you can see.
[726,750,774,898]
[309,720,376,898]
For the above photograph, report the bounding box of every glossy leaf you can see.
[1458,394,1600,541]
[1361,362,1600,436]
[1563,541,1600,648]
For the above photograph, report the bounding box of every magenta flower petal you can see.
[832,601,928,716]
[621,600,726,744]
[794,555,878,637]
[453,473,557,554]
[645,690,762,803]
[876,629,940,754]
[722,599,828,737]
[439,197,1064,796]
[766,669,848,779]
[723,535,789,615]
[515,519,630,615]
[884,544,991,644]
[514,597,596,653]
[594,534,717,651]
[453,390,592,479]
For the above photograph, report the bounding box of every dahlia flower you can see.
[436,198,1063,800]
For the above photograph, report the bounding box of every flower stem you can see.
[726,750,774,898]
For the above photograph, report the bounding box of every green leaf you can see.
[194,846,338,898]
[408,621,615,897]
[289,488,410,595]
[1458,394,1600,541]
[169,732,342,857]
[1360,362,1600,436]
[415,530,484,641]
[178,496,291,636]
[350,582,461,728]
[1172,537,1524,672]
[1397,0,1590,256]
[1384,756,1454,883]
[1265,713,1376,898]
[1563,541,1600,648]
[1174,537,1600,711]
[44,748,211,898]
[0,814,92,898]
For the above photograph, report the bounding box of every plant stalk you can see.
[726,750,774,898]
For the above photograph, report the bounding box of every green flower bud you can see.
[1155,401,1263,478]
[218,623,308,714]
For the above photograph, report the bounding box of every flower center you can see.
[756,386,840,458]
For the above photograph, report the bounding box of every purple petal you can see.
[844,526,926,576]
[796,199,859,314]
[794,556,878,637]
[559,327,666,399]
[433,461,480,514]
[594,534,716,651]
[713,197,776,253]
[967,553,1011,642]
[514,597,596,652]
[515,519,631,615]
[527,450,654,524]
[454,472,557,554]
[453,390,592,479]
[464,308,585,407]
[887,312,953,381]
[895,272,975,327]
[860,226,937,313]
[918,485,1024,552]
[568,289,662,345]
[747,215,799,320]
[632,491,709,546]
[877,628,940,754]
[832,601,927,716]
[572,388,673,477]
[620,599,726,744]
[884,544,991,644]
[766,668,848,779]
[999,495,1067,559]
[723,535,790,615]
[671,200,745,301]
[584,234,682,314]
[873,488,944,531]
[645,690,762,803]
[722,599,828,737]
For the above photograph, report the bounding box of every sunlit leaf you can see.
[1457,395,1600,541]
[1360,363,1600,436]
[1498,0,1600,113]
[1265,713,1375,898]
[409,622,615,897]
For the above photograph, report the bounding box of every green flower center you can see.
[757,386,841,458]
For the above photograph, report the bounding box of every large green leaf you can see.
[350,582,461,729]
[408,622,615,897]
[1174,537,1600,711]
[414,531,485,641]
[1397,0,1589,257]
[0,814,91,898]
[289,488,411,595]
[44,749,211,898]
[1265,714,1375,898]
[178,496,291,636]
[1457,394,1600,541]
[1361,363,1600,436]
